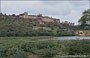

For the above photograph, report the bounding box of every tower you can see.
[23,12,28,16]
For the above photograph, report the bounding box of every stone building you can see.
[18,12,60,24]
[60,21,74,26]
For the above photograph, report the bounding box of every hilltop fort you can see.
[17,12,74,26]
[0,12,74,26]
[17,12,60,25]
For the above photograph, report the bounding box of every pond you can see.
[39,36,90,41]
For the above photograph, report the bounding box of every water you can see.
[54,36,90,40]
[39,36,90,41]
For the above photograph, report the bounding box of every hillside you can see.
[0,12,75,36]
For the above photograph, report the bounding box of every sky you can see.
[1,0,90,25]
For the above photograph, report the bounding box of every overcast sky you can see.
[1,1,89,25]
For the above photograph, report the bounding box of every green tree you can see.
[79,9,90,29]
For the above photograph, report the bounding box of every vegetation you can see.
[0,37,90,58]
[79,9,90,30]
[0,13,75,37]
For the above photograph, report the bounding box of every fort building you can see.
[18,12,60,24]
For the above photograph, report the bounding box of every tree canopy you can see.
[79,9,90,29]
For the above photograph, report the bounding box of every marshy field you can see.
[0,37,90,58]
